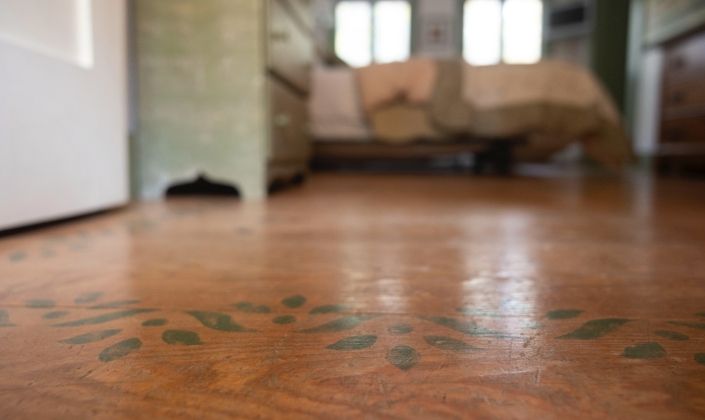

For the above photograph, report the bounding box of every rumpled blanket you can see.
[354,58,631,167]
[355,58,437,114]
[459,60,630,166]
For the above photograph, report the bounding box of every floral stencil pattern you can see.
[4,295,704,369]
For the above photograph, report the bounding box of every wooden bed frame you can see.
[312,136,527,175]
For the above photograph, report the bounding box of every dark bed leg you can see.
[475,141,515,176]
[492,142,514,176]
[473,151,489,175]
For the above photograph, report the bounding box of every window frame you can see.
[333,0,415,66]
[462,0,544,65]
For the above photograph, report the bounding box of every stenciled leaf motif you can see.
[327,335,377,350]
[74,292,103,305]
[654,330,688,341]
[0,309,15,327]
[668,321,705,331]
[695,353,705,366]
[424,316,513,338]
[310,304,347,315]
[622,342,666,359]
[99,338,142,362]
[424,336,480,353]
[162,330,202,345]
[546,309,584,320]
[54,309,157,327]
[186,311,255,332]
[9,251,27,262]
[43,311,69,320]
[387,345,419,370]
[142,318,167,327]
[557,318,630,339]
[282,295,307,308]
[298,315,375,333]
[26,299,55,308]
[388,324,413,335]
[61,329,122,345]
[272,315,296,325]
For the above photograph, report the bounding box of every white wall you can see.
[0,0,128,230]
[632,48,663,156]
[415,0,461,58]
[0,0,94,67]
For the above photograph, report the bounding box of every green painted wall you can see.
[134,0,267,199]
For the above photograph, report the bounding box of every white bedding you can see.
[307,61,630,168]
[308,66,371,141]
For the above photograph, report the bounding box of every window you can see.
[335,0,412,67]
[463,0,543,66]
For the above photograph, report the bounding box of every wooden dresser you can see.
[267,0,314,185]
[135,0,314,199]
[658,27,705,171]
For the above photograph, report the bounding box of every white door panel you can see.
[0,0,128,230]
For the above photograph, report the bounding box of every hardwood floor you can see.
[1,173,704,418]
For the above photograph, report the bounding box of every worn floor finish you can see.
[1,174,705,418]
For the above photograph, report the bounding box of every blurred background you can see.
[1,0,704,230]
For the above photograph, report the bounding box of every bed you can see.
[308,58,632,173]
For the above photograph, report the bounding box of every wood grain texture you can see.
[1,173,705,418]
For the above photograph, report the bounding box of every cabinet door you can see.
[0,0,128,230]
[285,0,314,32]
[267,0,313,93]
[660,116,705,143]
[269,79,310,163]
[662,30,705,117]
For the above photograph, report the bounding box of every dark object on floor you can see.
[269,173,307,195]
[472,141,519,176]
[166,175,240,197]
[312,137,525,176]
